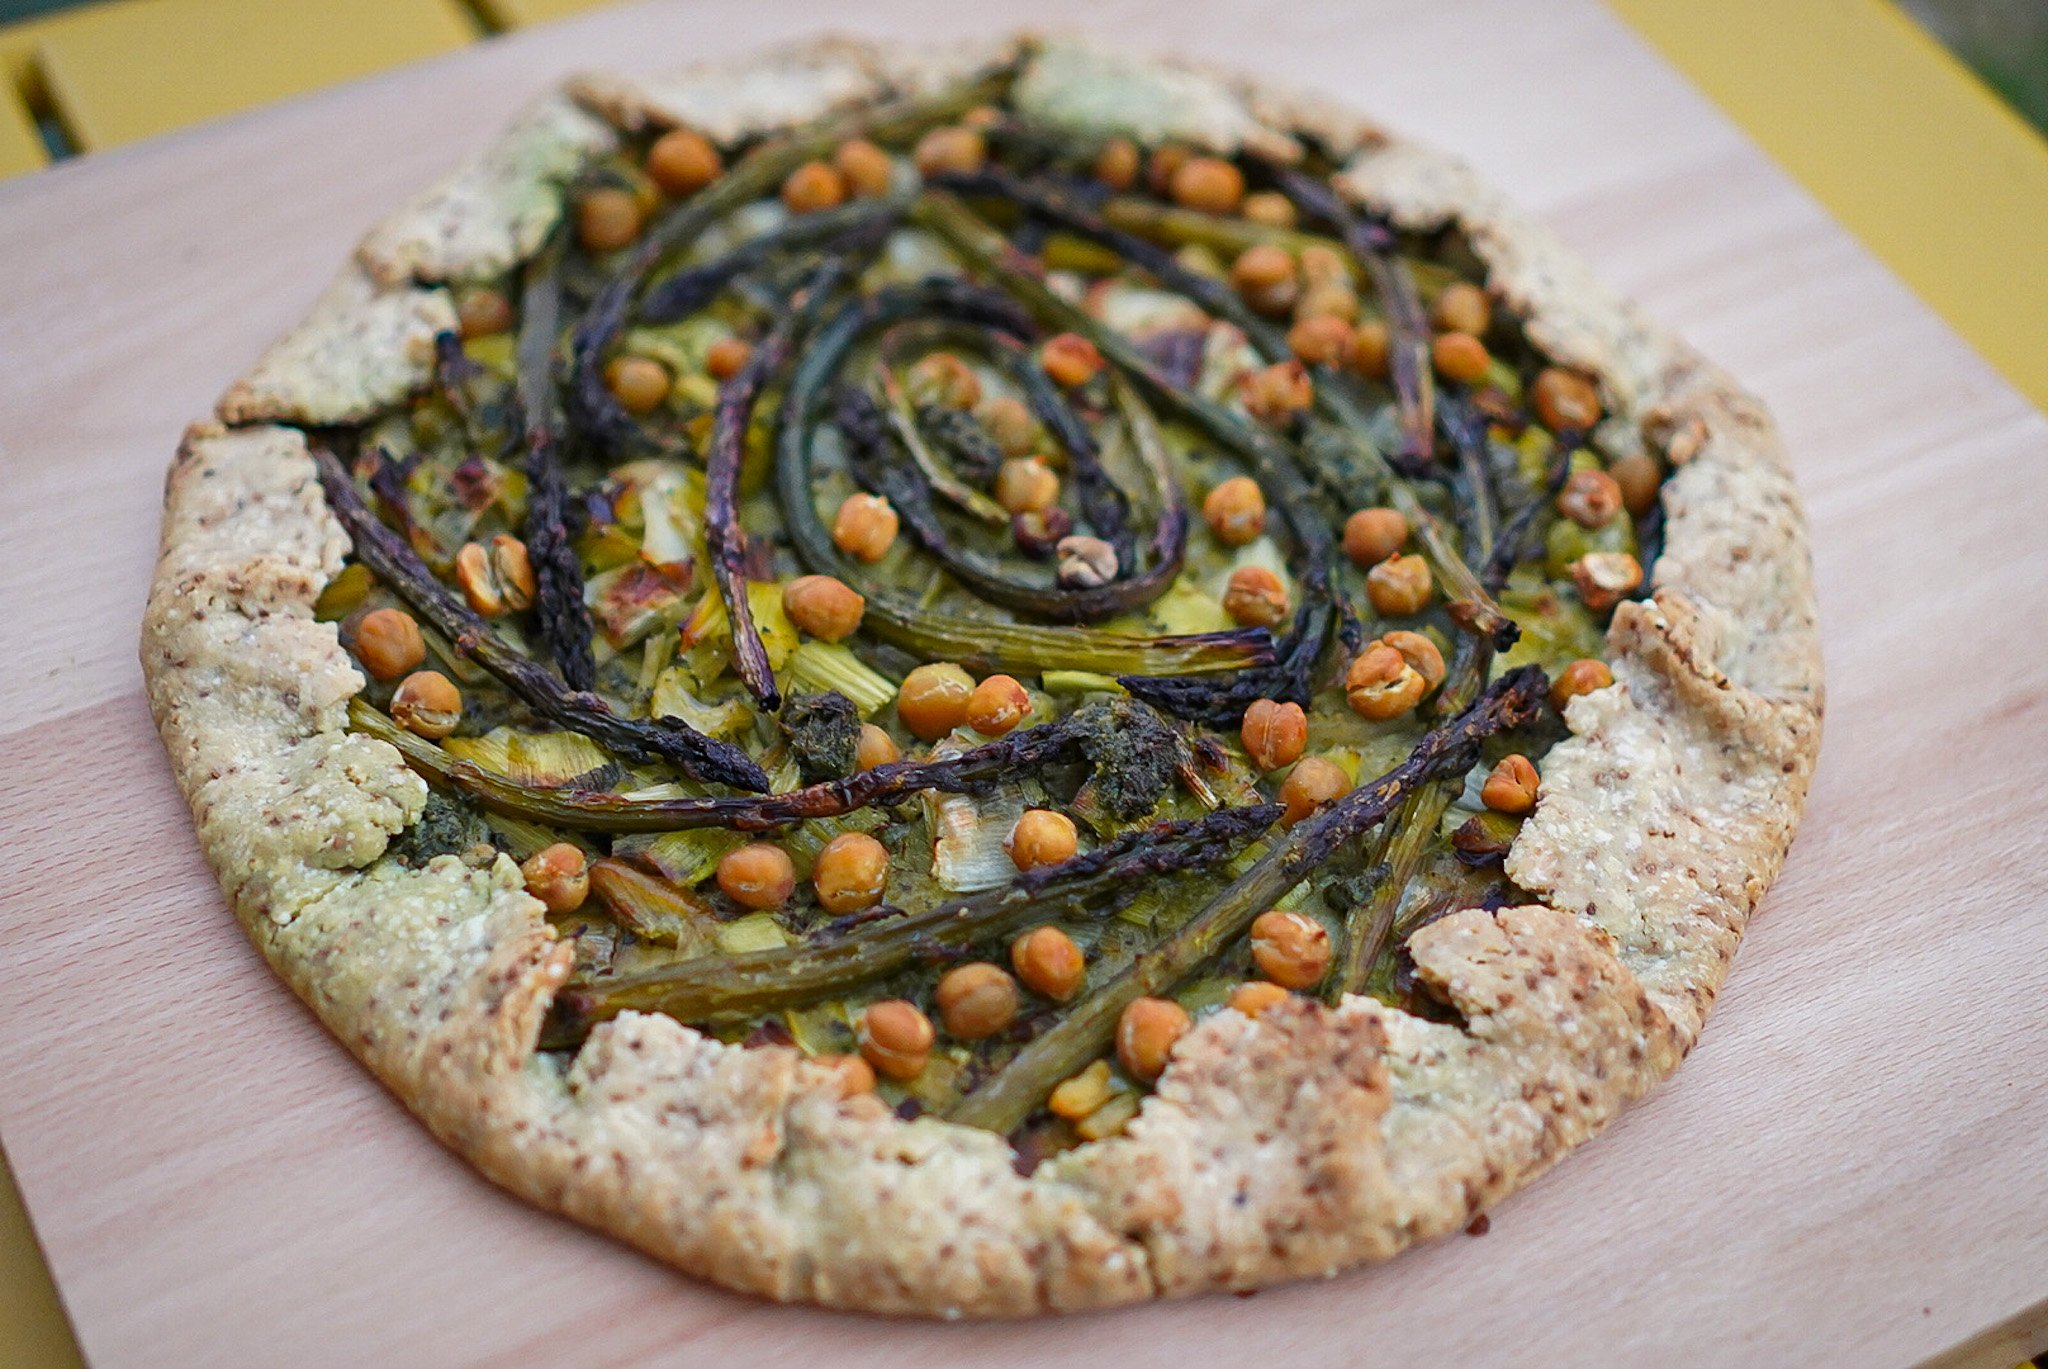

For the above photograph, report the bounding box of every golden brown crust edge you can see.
[141,36,1821,1318]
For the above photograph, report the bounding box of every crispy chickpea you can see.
[1366,553,1434,616]
[391,670,462,739]
[1351,319,1392,380]
[1011,925,1085,1002]
[832,493,899,563]
[1202,476,1267,546]
[1007,809,1078,871]
[1609,451,1663,517]
[1343,506,1409,567]
[858,999,934,1080]
[1250,909,1332,989]
[1432,331,1491,384]
[576,187,643,252]
[816,1052,877,1097]
[1571,551,1643,611]
[1431,281,1492,337]
[1481,754,1541,816]
[935,962,1019,1040]
[1240,360,1314,424]
[995,456,1060,514]
[454,534,537,618]
[782,574,866,641]
[1056,534,1118,589]
[1551,657,1615,711]
[1345,643,1427,721]
[1116,997,1192,1082]
[353,607,425,681]
[1229,980,1292,1018]
[913,125,987,177]
[906,351,982,409]
[1240,698,1307,772]
[780,159,847,213]
[965,673,1032,737]
[716,842,795,910]
[1532,366,1604,433]
[855,723,901,772]
[832,138,894,198]
[1230,244,1298,316]
[1169,156,1245,214]
[813,832,889,914]
[897,662,975,741]
[1048,1060,1115,1119]
[520,842,588,914]
[1558,468,1624,529]
[1146,144,1190,195]
[1093,136,1140,190]
[705,336,753,382]
[1223,566,1290,628]
[1298,243,1348,288]
[1012,506,1072,558]
[1294,281,1360,324]
[1378,630,1446,693]
[1278,756,1351,826]
[1040,333,1105,389]
[604,354,671,416]
[645,127,722,196]
[981,395,1036,456]
[1241,190,1298,227]
[1288,314,1355,367]
[455,287,514,339]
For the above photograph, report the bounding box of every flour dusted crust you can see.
[144,34,1821,1317]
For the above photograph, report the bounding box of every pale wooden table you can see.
[1,1,2043,1365]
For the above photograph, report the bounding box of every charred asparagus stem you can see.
[316,447,772,792]
[872,363,1010,525]
[947,666,1549,1134]
[540,803,1282,1046]
[639,199,896,323]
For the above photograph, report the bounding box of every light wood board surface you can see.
[0,1,2043,1364]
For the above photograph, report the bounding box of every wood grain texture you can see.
[0,1,2042,1364]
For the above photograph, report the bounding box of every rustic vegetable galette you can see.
[141,34,1821,1316]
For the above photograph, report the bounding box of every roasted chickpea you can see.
[1288,314,1355,367]
[1551,657,1615,711]
[1345,643,1427,721]
[1241,190,1298,227]
[1055,534,1119,590]
[391,670,462,739]
[576,187,643,252]
[1202,476,1267,546]
[1040,333,1104,388]
[1571,551,1643,611]
[454,534,536,618]
[1531,367,1603,433]
[645,127,722,196]
[1250,909,1332,989]
[1169,156,1245,214]
[1298,243,1348,289]
[1432,331,1491,384]
[913,125,987,177]
[995,457,1060,514]
[1230,244,1298,316]
[1240,360,1313,424]
[1558,469,1624,529]
[1228,980,1292,1018]
[455,287,513,339]
[1006,809,1079,871]
[1146,144,1190,195]
[1431,281,1492,337]
[858,999,934,1080]
[1366,553,1433,616]
[1294,281,1360,324]
[906,351,982,409]
[816,1052,877,1097]
[965,673,1032,737]
[1609,451,1663,517]
[813,832,889,914]
[832,493,899,563]
[1093,136,1140,191]
[1240,698,1308,773]
[1278,756,1351,826]
[1011,925,1085,1002]
[855,723,901,772]
[935,962,1019,1040]
[1481,754,1541,816]
[604,354,671,415]
[832,137,894,198]
[716,842,795,910]
[521,842,589,914]
[981,395,1036,456]
[1223,565,1290,628]
[1011,506,1073,558]
[1351,319,1392,380]
[1048,1060,1115,1119]
[782,574,866,641]
[1343,506,1409,567]
[897,662,975,741]
[1117,997,1192,1082]
[705,336,753,382]
[353,607,425,681]
[1378,630,1446,693]
[780,159,847,213]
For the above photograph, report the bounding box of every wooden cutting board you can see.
[1,1,2043,1364]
